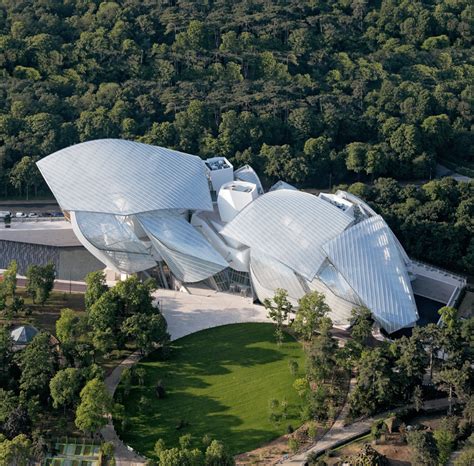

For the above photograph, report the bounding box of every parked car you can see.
[0,211,11,218]
[42,212,52,217]
[28,212,39,218]
[51,211,64,217]
[15,212,26,218]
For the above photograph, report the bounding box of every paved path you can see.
[101,289,271,465]
[101,352,146,466]
[157,289,271,340]
[280,398,452,465]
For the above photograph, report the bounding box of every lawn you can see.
[116,323,306,457]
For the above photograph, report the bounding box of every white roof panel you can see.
[37,139,212,215]
[220,190,353,280]
[323,215,418,333]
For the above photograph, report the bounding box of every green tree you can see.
[345,142,368,178]
[350,307,373,346]
[2,260,17,298]
[17,332,57,398]
[305,317,338,384]
[392,335,428,400]
[434,364,471,415]
[0,389,17,423]
[0,326,13,386]
[263,289,292,345]
[349,347,394,416]
[75,378,112,434]
[406,430,438,466]
[56,308,88,346]
[121,312,169,354]
[434,428,455,466]
[84,271,108,310]
[205,440,235,466]
[0,434,33,466]
[9,156,40,199]
[50,368,83,410]
[292,291,330,341]
[25,263,55,305]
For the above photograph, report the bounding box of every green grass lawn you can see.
[116,323,306,457]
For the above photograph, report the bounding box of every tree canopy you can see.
[0,0,472,197]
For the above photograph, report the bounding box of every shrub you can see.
[155,380,166,399]
[307,421,318,440]
[288,359,299,376]
[288,437,299,453]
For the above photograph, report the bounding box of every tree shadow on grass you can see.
[141,323,295,377]
[116,324,303,456]
[119,388,293,457]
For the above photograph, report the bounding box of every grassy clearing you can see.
[116,323,306,457]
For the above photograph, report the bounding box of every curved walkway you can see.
[101,289,271,465]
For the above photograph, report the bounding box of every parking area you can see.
[0,201,61,218]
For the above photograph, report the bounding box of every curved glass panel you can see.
[317,261,363,305]
[323,215,418,333]
[37,139,212,215]
[250,251,305,301]
[221,190,353,280]
[138,212,228,283]
[72,211,156,273]
[234,165,264,194]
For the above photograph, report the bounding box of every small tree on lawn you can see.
[264,288,292,345]
[75,378,112,435]
[292,291,330,342]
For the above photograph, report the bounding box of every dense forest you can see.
[0,0,472,195]
[341,178,473,274]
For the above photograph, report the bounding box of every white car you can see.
[15,212,26,218]
[28,212,39,218]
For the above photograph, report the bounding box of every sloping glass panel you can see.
[322,215,418,333]
[72,211,156,273]
[268,180,298,192]
[220,190,353,280]
[234,165,264,194]
[250,250,306,301]
[137,212,228,283]
[37,139,212,215]
[336,190,411,264]
[317,261,364,305]
[305,277,354,327]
